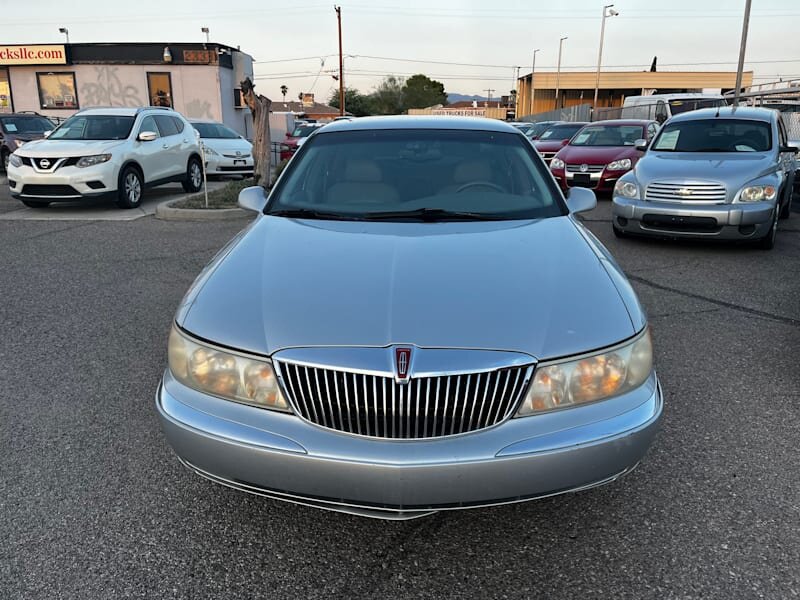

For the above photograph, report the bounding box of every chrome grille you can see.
[277,362,532,439]
[566,164,605,173]
[645,182,727,203]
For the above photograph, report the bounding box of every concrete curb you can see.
[154,197,250,221]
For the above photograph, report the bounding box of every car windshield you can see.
[538,124,584,141]
[652,119,772,152]
[48,115,135,140]
[291,126,318,137]
[0,116,54,134]
[192,122,240,139]
[668,98,726,115]
[525,123,552,138]
[267,129,566,222]
[570,125,645,147]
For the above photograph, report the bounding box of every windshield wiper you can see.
[361,208,508,221]
[266,208,365,221]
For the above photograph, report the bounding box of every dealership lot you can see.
[1,201,798,598]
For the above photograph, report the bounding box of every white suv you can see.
[7,107,203,209]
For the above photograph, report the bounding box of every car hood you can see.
[178,216,638,360]
[16,138,126,157]
[11,132,47,143]
[557,145,641,164]
[202,137,252,155]
[633,151,777,189]
[534,140,567,152]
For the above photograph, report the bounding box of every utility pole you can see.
[513,66,520,117]
[484,88,495,107]
[593,5,618,109]
[529,49,540,117]
[555,36,567,110]
[733,0,752,105]
[335,6,345,115]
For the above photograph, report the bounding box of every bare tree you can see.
[240,77,272,188]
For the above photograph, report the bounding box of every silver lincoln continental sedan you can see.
[157,117,663,519]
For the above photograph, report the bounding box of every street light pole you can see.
[58,28,69,44]
[201,27,210,45]
[733,0,752,105]
[555,36,567,110]
[529,49,540,117]
[593,5,618,109]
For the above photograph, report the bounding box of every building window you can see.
[36,72,78,109]
[0,68,12,113]
[147,72,173,107]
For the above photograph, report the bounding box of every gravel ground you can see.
[1,201,798,599]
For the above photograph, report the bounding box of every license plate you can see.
[573,173,591,185]
[234,159,246,165]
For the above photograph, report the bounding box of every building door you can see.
[0,68,12,113]
[147,72,173,108]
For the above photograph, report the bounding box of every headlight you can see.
[550,157,565,170]
[614,179,639,199]
[202,145,219,156]
[9,153,23,168]
[606,158,632,171]
[739,184,777,202]
[168,325,291,412]
[516,328,653,417]
[76,154,112,168]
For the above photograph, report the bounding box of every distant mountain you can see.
[447,93,489,104]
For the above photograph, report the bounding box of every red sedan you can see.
[549,120,660,193]
[280,123,325,161]
[533,122,588,165]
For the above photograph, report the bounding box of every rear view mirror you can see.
[634,138,648,151]
[238,185,267,212]
[566,187,597,215]
[138,131,158,142]
[780,145,798,154]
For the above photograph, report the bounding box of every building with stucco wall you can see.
[0,42,254,136]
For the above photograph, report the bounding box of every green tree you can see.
[401,74,447,110]
[371,75,405,115]
[328,88,375,117]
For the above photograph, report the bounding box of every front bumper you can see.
[554,170,626,193]
[612,195,775,239]
[7,161,118,201]
[204,155,254,176]
[156,370,662,519]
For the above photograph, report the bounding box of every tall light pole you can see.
[58,27,69,44]
[529,49,540,117]
[733,0,752,105]
[201,27,210,45]
[555,36,567,110]
[335,6,345,115]
[593,5,618,109]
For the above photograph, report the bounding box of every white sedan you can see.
[191,121,253,177]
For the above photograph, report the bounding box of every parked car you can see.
[191,120,253,177]
[623,93,727,123]
[7,107,203,209]
[510,122,536,136]
[524,120,559,140]
[533,122,589,164]
[550,120,660,193]
[280,122,325,161]
[0,112,56,172]
[157,116,663,520]
[612,107,797,249]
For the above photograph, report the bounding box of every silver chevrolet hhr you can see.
[612,107,798,249]
[157,117,662,519]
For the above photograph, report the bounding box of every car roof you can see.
[547,121,589,127]
[316,115,520,134]
[72,107,177,117]
[585,119,652,126]
[669,106,776,123]
[628,93,724,100]
[2,112,51,118]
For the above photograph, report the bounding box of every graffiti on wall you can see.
[80,66,143,107]
[184,98,214,119]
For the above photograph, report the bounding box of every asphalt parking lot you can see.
[1,194,799,599]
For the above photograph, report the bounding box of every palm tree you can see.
[280,85,288,102]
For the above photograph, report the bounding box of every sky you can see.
[2,0,799,103]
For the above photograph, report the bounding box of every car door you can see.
[169,115,196,175]
[133,115,167,183]
[154,114,184,179]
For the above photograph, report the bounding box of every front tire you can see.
[779,184,792,219]
[117,166,143,209]
[22,199,50,208]
[612,225,627,239]
[182,157,203,193]
[757,207,778,250]
[1,149,9,173]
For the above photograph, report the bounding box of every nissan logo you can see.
[39,159,51,169]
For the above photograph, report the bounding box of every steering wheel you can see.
[455,181,505,194]
[729,139,757,152]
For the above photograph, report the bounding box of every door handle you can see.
[162,144,169,149]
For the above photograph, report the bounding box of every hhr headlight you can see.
[77,154,112,168]
[168,325,291,412]
[739,184,777,202]
[516,328,653,416]
[614,179,640,199]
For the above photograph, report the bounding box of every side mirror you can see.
[285,132,291,138]
[560,138,570,147]
[43,130,52,138]
[138,131,158,142]
[780,145,798,154]
[238,185,267,212]
[634,138,648,152]
[566,187,597,215]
